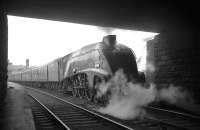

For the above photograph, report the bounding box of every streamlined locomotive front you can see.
[100,35,141,81]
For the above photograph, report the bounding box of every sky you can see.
[8,15,156,71]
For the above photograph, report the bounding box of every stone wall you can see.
[147,30,200,103]
[0,10,8,106]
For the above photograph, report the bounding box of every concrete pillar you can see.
[0,10,8,107]
[147,30,200,103]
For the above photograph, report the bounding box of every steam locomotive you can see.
[9,35,145,101]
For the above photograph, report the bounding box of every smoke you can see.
[98,27,115,35]
[145,62,156,73]
[96,69,191,120]
[156,84,192,104]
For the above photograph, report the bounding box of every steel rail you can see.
[147,106,200,119]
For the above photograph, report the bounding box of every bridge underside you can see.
[2,1,199,32]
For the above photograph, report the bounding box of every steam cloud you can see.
[98,27,115,35]
[96,69,191,120]
[157,84,191,104]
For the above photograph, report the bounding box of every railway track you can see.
[26,86,200,130]
[27,88,133,130]
[145,106,200,130]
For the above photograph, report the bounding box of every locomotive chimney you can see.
[26,59,29,69]
[103,35,116,46]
